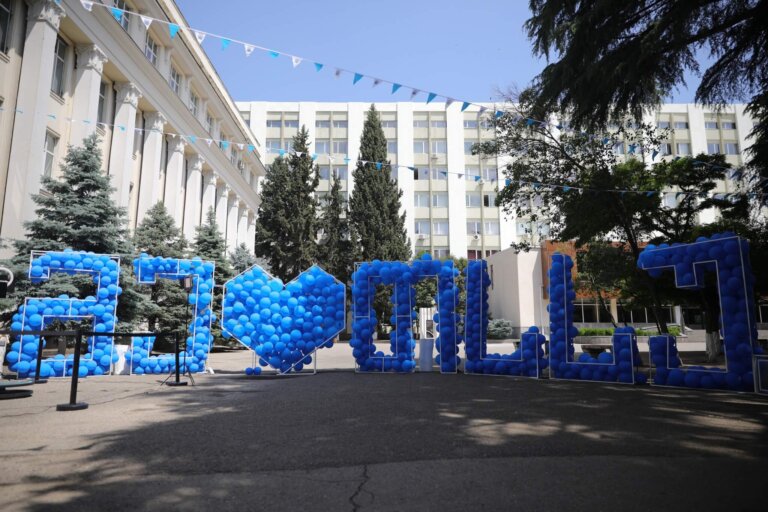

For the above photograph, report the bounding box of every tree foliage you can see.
[193,207,233,281]
[318,172,357,286]
[229,243,257,275]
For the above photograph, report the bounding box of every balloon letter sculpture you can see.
[6,250,121,378]
[133,255,216,374]
[350,255,460,373]
[464,260,547,377]
[638,233,760,391]
[549,253,644,384]
[221,264,346,374]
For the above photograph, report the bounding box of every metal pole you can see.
[57,329,88,411]
[34,335,48,384]
[166,331,187,387]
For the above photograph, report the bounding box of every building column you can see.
[226,191,239,253]
[183,154,204,240]
[135,112,166,224]
[71,44,108,144]
[247,211,256,253]
[163,134,186,227]
[215,183,229,234]
[237,202,249,248]
[109,82,142,208]
[200,170,217,222]
[1,0,65,242]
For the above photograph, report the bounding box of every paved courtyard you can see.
[1,348,767,511]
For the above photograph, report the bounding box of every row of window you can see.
[413,220,501,236]
[262,114,493,131]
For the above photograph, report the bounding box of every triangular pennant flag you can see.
[244,44,255,57]
[563,186,571,192]
[314,62,324,72]
[652,149,659,160]
[628,144,637,154]
[474,176,481,182]
[602,137,610,145]
[221,141,229,150]
[140,15,152,30]
[461,102,470,112]
[344,157,351,163]
[372,79,381,88]
[495,111,503,118]
[237,143,244,151]
[458,174,464,179]
[80,0,93,12]
[334,69,342,78]
[311,153,318,160]
[505,179,512,186]
[526,118,536,126]
[375,162,382,170]
[204,138,212,146]
[426,92,437,104]
[221,38,231,51]
[291,56,302,68]
[111,7,123,22]
[118,125,126,132]
[392,83,402,94]
[478,106,488,115]
[295,152,303,157]
[247,144,255,152]
[446,98,455,108]
[440,171,447,176]
[646,191,655,197]
[279,149,286,156]
[353,73,363,85]
[194,31,206,44]
[187,135,196,144]
[168,24,180,39]
[410,89,420,99]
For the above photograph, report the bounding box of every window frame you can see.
[169,65,182,95]
[43,131,58,179]
[51,36,68,97]
[432,220,449,236]
[144,32,158,66]
[332,139,348,155]
[413,139,429,154]
[430,139,447,154]
[431,192,448,208]
[315,139,330,154]
[414,192,430,208]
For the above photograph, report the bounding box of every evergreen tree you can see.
[192,207,233,281]
[132,202,188,335]
[318,171,357,285]
[254,127,319,282]
[229,243,257,275]
[349,105,410,261]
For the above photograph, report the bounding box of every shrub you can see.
[487,319,515,339]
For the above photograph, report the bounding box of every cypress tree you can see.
[318,171,357,285]
[349,105,410,261]
[192,207,233,281]
[229,243,257,274]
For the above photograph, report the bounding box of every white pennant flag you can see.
[410,89,420,99]
[372,79,381,88]
[194,31,206,44]
[205,138,212,146]
[446,98,455,108]
[80,0,94,11]
[244,44,255,57]
[295,151,303,157]
[237,143,244,151]
[334,69,342,78]
[291,56,302,68]
[140,15,152,30]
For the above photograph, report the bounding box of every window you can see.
[465,166,481,181]
[464,140,477,155]
[725,142,739,155]
[467,220,481,235]
[613,142,625,155]
[674,121,689,129]
[432,220,449,235]
[205,112,213,134]
[266,139,281,152]
[707,142,721,154]
[705,121,718,129]
[169,66,181,95]
[114,0,131,30]
[431,140,447,154]
[657,121,670,129]
[463,119,478,129]
[431,167,448,180]
[312,119,329,128]
[432,192,448,207]
[284,119,299,128]
[188,91,199,117]
[241,111,251,125]
[97,82,108,124]
[0,0,12,54]
[333,166,348,180]
[415,168,430,180]
[483,192,497,207]
[413,119,429,128]
[267,119,282,128]
[317,166,330,180]
[479,120,492,130]
[51,36,67,96]
[413,140,428,154]
[381,120,397,128]
[467,249,481,260]
[433,248,450,259]
[485,249,498,258]
[430,119,447,128]
[315,139,330,154]
[43,132,58,179]
[415,220,430,235]
[722,121,737,130]
[484,221,500,235]
[482,167,498,181]
[332,120,348,128]
[660,143,672,155]
[387,140,397,153]
[332,140,348,154]
[676,142,691,155]
[465,193,481,207]
[414,192,430,207]
[145,33,158,66]
[230,147,238,166]
[663,192,678,209]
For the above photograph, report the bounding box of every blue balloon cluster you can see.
[6,250,121,379]
[222,265,345,374]
[639,233,760,391]
[463,260,495,374]
[134,255,216,374]
[124,336,175,375]
[417,257,461,373]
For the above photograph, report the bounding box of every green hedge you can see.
[578,326,682,337]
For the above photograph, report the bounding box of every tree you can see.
[349,105,411,262]
[132,202,188,335]
[254,127,319,282]
[317,172,357,285]
[523,0,768,194]
[192,207,233,281]
[229,243,257,275]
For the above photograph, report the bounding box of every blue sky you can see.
[176,0,700,104]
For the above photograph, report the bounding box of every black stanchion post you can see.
[56,329,88,411]
[34,334,48,384]
[166,331,187,387]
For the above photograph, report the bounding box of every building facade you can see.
[0,0,265,256]
[238,101,757,260]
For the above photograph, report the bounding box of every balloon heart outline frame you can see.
[221,264,347,375]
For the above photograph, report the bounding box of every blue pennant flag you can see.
[602,137,610,145]
[314,62,324,72]
[652,149,659,160]
[392,83,402,94]
[555,124,563,130]
[505,179,512,186]
[440,171,447,176]
[221,141,229,150]
[169,23,180,39]
[111,7,122,22]
[461,102,470,112]
[268,51,279,58]
[187,135,196,143]
[563,186,571,192]
[646,191,655,197]
[221,38,231,50]
[47,114,56,120]
[375,162,382,170]
[247,144,255,152]
[526,118,536,126]
[311,153,318,160]
[353,73,363,85]
[279,149,286,157]
[118,125,125,132]
[426,92,437,104]
[628,144,637,154]
[344,157,351,163]
[407,166,417,171]
[82,119,90,124]
[495,111,503,118]
[474,176,481,182]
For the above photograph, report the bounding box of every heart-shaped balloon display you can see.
[221,264,346,374]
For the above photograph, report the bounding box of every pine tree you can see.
[318,171,357,285]
[254,127,319,282]
[229,243,257,274]
[132,202,188,335]
[349,105,411,261]
[192,207,233,281]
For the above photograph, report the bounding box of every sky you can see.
[175,0,701,105]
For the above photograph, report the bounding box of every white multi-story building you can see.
[238,101,757,260]
[0,0,265,256]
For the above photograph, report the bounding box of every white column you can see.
[183,154,204,240]
[215,183,229,234]
[109,82,142,208]
[71,44,108,144]
[164,134,186,227]
[135,111,166,224]
[201,170,217,221]
[247,211,256,253]
[226,192,239,253]
[1,0,65,242]
[237,202,249,248]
